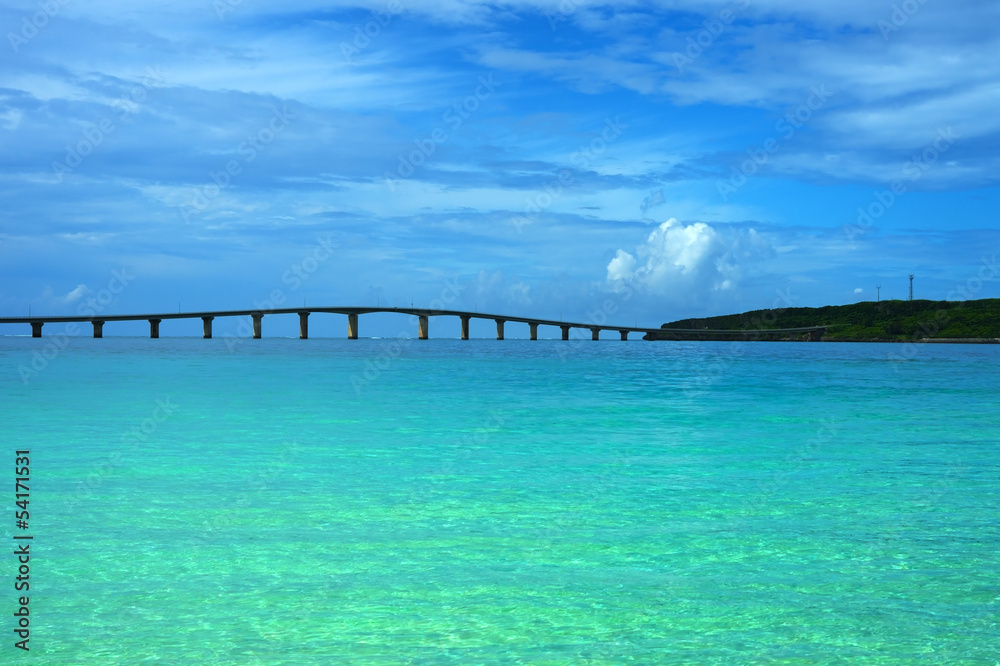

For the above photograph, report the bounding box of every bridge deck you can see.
[0,306,827,339]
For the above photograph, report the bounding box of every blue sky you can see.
[1,0,998,337]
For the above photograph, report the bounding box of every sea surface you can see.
[2,336,998,664]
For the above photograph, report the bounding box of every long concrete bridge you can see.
[0,306,827,341]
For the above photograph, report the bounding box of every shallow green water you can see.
[2,337,998,663]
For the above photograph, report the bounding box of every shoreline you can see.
[843,337,1000,344]
[644,334,1000,343]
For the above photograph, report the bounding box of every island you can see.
[644,298,1000,342]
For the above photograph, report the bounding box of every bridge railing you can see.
[0,307,828,341]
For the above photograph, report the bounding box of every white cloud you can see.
[468,2,1000,187]
[854,287,864,294]
[606,218,772,300]
[62,284,91,303]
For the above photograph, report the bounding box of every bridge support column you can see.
[93,321,104,338]
[348,314,358,340]
[496,319,505,340]
[619,330,628,341]
[460,316,470,340]
[561,325,570,340]
[202,317,214,339]
[591,328,600,341]
[418,315,428,340]
[530,323,538,340]
[252,314,262,339]
[809,329,824,342]
[298,312,309,339]
[149,319,161,339]
[30,322,43,338]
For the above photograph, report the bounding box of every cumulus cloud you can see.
[854,287,864,294]
[606,218,772,299]
[62,284,90,303]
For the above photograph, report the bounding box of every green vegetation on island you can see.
[656,298,1000,342]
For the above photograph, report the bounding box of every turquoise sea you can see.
[2,336,998,664]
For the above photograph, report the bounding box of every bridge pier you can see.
[561,325,570,340]
[93,321,105,338]
[418,315,428,340]
[460,315,470,340]
[298,312,309,339]
[252,313,262,339]
[348,314,358,340]
[591,327,600,341]
[530,323,538,340]
[619,330,628,341]
[149,319,161,338]
[30,322,42,338]
[809,329,824,342]
[202,317,214,339]
[496,319,505,340]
